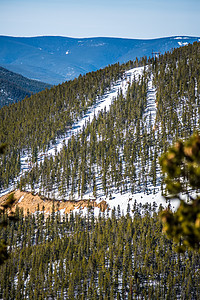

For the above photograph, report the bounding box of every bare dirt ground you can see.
[0,190,108,216]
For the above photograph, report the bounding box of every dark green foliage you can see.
[0,203,199,299]
[160,134,200,251]
[19,73,153,198]
[0,144,6,155]
[0,192,17,265]
[0,143,18,266]
[152,42,200,143]
[0,41,200,297]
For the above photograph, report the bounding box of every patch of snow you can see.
[73,206,101,217]
[178,42,188,46]
[174,37,183,40]
[0,187,15,197]
[73,190,179,216]
[92,43,105,47]
[18,195,24,203]
[59,208,66,215]
[105,190,179,213]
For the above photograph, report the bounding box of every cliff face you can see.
[0,190,108,216]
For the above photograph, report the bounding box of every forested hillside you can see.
[0,60,139,191]
[0,202,199,299]
[0,67,51,108]
[1,42,199,204]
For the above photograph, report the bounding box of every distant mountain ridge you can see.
[0,66,52,108]
[0,35,199,84]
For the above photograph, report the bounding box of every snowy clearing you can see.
[178,42,188,46]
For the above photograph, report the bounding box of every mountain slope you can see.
[0,66,52,108]
[17,42,200,209]
[0,35,199,84]
[0,60,132,193]
[0,42,199,213]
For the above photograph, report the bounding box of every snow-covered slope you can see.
[143,74,157,132]
[18,67,144,172]
[0,65,180,212]
[48,67,144,156]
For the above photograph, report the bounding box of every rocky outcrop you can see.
[0,190,108,216]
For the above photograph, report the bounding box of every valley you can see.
[0,66,52,108]
[1,35,199,84]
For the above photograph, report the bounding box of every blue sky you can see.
[0,0,199,39]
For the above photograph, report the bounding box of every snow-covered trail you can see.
[0,66,144,197]
[19,67,144,169]
[47,66,144,156]
[143,74,157,132]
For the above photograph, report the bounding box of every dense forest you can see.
[0,67,52,108]
[151,42,200,141]
[0,203,199,299]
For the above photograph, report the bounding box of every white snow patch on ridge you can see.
[92,43,105,47]
[174,37,189,40]
[178,42,188,46]
[174,37,183,40]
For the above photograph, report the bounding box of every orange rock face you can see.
[0,190,108,216]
